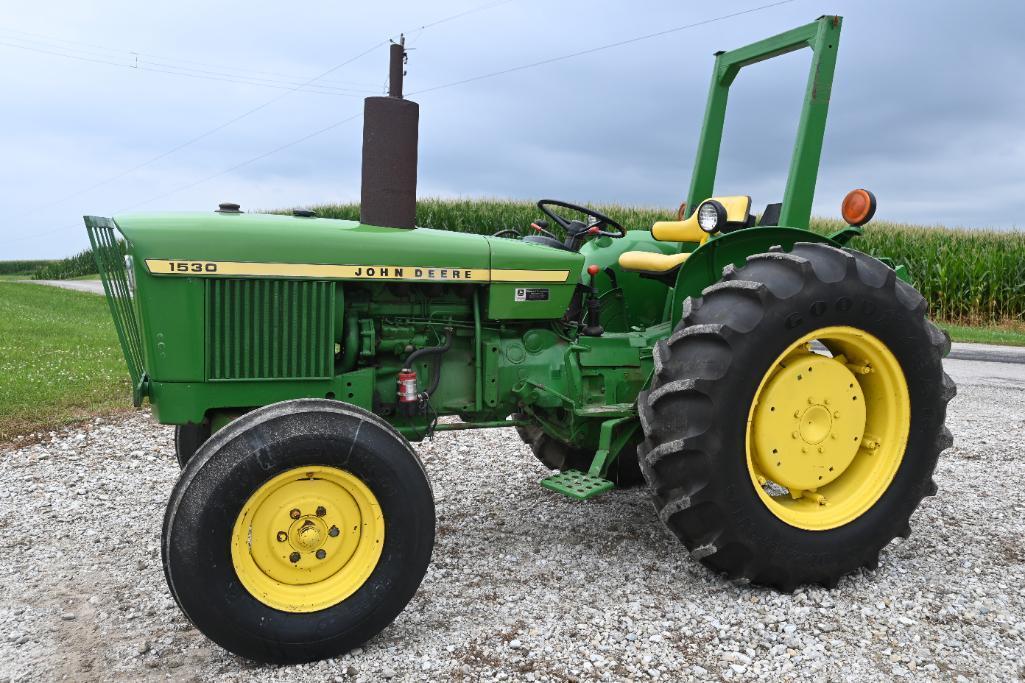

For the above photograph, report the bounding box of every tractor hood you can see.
[114,212,582,285]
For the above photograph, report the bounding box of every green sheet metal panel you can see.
[485,235,583,319]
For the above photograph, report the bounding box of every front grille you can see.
[206,279,334,380]
[86,216,145,392]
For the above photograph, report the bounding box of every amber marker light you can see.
[841,188,877,226]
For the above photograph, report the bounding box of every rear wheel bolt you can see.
[289,552,300,563]
[289,508,301,520]
[315,506,327,517]
[316,549,326,560]
[328,526,340,537]
[276,531,287,543]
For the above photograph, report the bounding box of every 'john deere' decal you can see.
[144,259,569,283]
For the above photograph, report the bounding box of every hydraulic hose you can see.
[403,329,453,399]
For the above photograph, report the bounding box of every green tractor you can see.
[87,16,953,663]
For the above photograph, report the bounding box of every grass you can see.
[0,282,130,443]
[938,321,1025,347]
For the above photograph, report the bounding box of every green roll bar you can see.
[685,15,843,230]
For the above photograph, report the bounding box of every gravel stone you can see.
[0,363,1022,681]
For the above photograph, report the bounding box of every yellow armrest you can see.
[652,215,706,243]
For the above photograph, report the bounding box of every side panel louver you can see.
[206,279,334,381]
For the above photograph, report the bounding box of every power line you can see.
[0,27,381,88]
[5,40,385,228]
[0,39,375,96]
[7,0,521,242]
[13,0,797,245]
[116,113,366,213]
[113,0,799,215]
[409,0,797,96]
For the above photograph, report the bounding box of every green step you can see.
[540,469,614,501]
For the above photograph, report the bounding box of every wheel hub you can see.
[745,326,911,531]
[799,404,832,444]
[230,466,385,612]
[291,517,328,552]
[751,352,866,493]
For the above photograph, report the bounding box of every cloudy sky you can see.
[1,0,1022,259]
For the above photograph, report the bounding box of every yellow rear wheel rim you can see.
[231,466,384,613]
[745,326,910,531]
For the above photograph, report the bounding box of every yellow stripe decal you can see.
[489,269,569,282]
[145,259,569,283]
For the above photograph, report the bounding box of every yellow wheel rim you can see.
[231,466,384,613]
[745,326,910,531]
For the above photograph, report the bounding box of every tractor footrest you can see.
[540,470,614,501]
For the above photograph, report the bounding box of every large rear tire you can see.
[638,243,955,591]
[514,419,643,486]
[173,422,210,469]
[163,399,435,663]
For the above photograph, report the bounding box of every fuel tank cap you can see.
[216,202,241,213]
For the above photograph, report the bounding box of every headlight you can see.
[697,200,727,233]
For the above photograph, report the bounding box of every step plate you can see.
[540,470,614,501]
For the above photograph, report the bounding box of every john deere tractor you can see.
[87,16,953,663]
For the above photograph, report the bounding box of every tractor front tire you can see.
[163,399,435,663]
[638,242,955,591]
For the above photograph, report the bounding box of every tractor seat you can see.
[617,251,691,273]
[616,217,705,277]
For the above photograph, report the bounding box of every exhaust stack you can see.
[360,39,418,229]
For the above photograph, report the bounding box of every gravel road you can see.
[0,356,1022,682]
[20,280,106,295]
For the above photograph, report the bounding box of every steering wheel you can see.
[537,199,627,240]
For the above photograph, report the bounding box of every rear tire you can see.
[173,422,210,469]
[638,243,955,590]
[163,399,435,663]
[514,418,643,486]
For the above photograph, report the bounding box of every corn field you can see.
[32,246,113,281]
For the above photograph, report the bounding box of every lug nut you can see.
[289,508,301,520]
[315,506,327,517]
[276,531,287,543]
[289,552,301,563]
[328,526,340,537]
[315,549,327,560]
